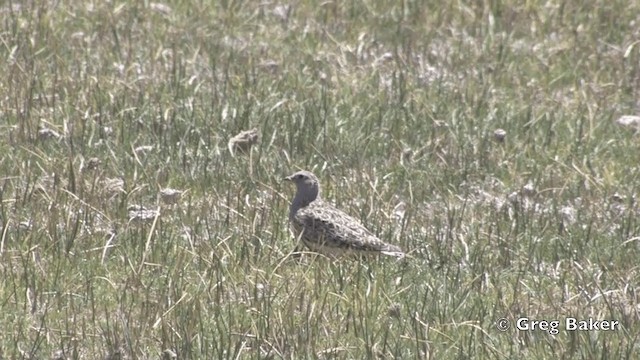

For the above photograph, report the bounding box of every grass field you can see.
[1,0,639,358]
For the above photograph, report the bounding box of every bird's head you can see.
[284,170,320,204]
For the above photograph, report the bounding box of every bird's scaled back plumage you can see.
[284,170,405,258]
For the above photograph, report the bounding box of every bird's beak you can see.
[283,175,292,182]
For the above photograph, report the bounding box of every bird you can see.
[284,170,405,258]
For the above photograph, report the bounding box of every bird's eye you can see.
[295,174,303,180]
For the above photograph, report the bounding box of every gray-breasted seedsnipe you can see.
[284,170,405,258]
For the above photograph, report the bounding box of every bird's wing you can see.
[292,201,403,254]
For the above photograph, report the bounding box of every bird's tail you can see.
[381,250,406,258]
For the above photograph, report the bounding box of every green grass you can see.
[1,0,639,358]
